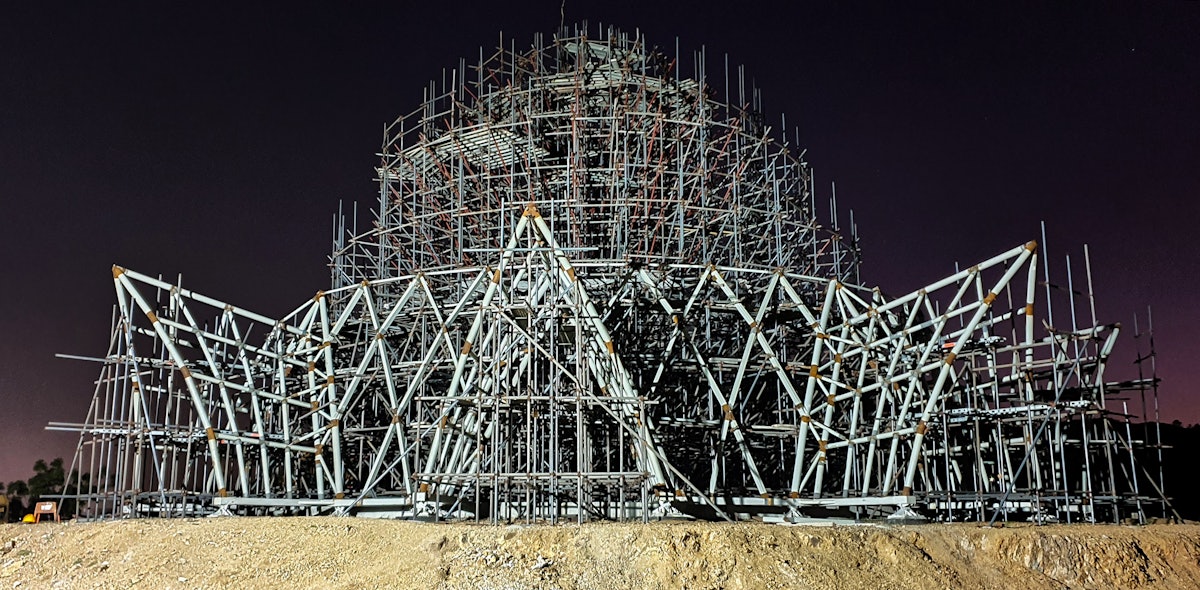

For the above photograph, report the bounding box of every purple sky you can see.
[2,3,1197,485]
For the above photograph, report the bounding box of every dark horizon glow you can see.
[2,3,1197,485]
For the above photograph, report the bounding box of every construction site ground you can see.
[2,518,1199,589]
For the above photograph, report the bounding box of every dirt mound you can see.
[2,519,1198,589]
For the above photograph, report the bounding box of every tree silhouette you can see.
[4,458,91,521]
[5,479,29,522]
[27,458,65,499]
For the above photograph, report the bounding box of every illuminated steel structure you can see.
[55,25,1170,523]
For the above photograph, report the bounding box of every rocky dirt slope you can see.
[2,518,1198,589]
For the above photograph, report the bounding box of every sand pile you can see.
[2,518,1198,589]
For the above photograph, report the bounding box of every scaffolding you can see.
[52,25,1171,523]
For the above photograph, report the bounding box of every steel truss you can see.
[55,25,1169,523]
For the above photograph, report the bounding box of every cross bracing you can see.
[55,24,1170,523]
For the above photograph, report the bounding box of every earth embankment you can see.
[3,519,1199,589]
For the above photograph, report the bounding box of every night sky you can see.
[2,3,1197,485]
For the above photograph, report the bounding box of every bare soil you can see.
[2,518,1199,589]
